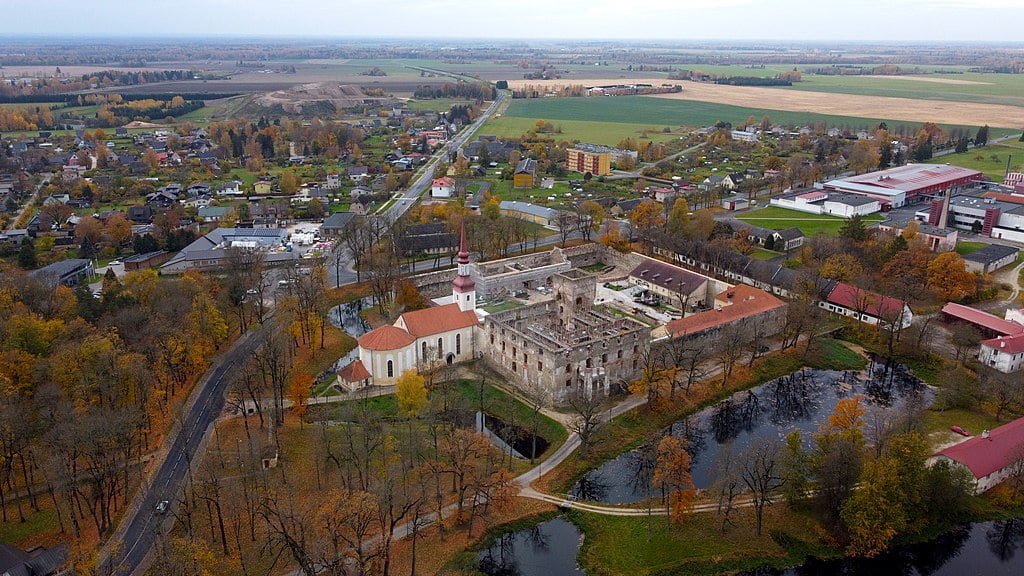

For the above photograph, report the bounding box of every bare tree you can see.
[554,212,574,247]
[566,389,604,455]
[739,439,784,536]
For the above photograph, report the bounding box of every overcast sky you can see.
[2,0,1023,42]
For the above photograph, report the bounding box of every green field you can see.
[737,206,885,236]
[785,72,1024,108]
[406,98,474,113]
[496,96,1008,137]
[933,141,1024,180]
[485,115,683,146]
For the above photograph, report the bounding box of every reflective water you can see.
[477,516,586,576]
[744,519,1024,576]
[573,364,928,504]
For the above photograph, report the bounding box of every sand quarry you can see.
[508,78,1024,128]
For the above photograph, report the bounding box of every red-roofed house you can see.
[431,177,455,198]
[932,416,1024,492]
[336,360,372,392]
[979,333,1024,373]
[822,282,913,329]
[352,222,480,386]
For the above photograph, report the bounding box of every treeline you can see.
[412,82,495,101]
[105,98,204,122]
[715,76,793,87]
[0,69,197,99]
[206,118,365,169]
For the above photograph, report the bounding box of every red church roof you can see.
[358,325,415,351]
[400,303,478,338]
[935,416,1024,479]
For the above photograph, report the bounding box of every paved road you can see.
[101,323,269,575]
[5,172,52,232]
[326,91,508,287]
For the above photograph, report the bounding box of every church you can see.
[338,224,481,388]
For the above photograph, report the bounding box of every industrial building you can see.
[823,164,983,208]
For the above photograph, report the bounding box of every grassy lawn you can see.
[737,206,884,236]
[751,247,783,260]
[934,143,1024,180]
[481,300,523,314]
[955,241,989,256]
[571,507,830,576]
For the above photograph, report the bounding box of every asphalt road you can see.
[326,90,507,287]
[105,92,508,575]
[101,324,268,575]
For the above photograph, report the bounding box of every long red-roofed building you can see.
[941,302,1024,339]
[932,416,1024,492]
[666,284,787,341]
[822,282,913,329]
[823,164,983,208]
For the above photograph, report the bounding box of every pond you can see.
[477,516,586,576]
[328,297,373,338]
[744,519,1024,576]
[572,364,929,504]
[478,517,1024,576]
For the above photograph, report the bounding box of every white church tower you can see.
[452,220,476,312]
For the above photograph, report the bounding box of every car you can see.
[155,500,169,515]
[277,279,293,287]
[246,288,258,295]
[109,260,122,266]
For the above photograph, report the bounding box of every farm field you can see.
[496,95,1002,137]
[484,114,683,146]
[934,141,1024,180]
[784,72,1024,108]
[736,206,884,236]
[506,78,1024,130]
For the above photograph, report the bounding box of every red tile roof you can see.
[358,325,415,351]
[826,282,906,320]
[666,284,786,337]
[935,416,1024,479]
[941,303,1024,337]
[981,332,1024,355]
[400,303,478,338]
[337,360,371,382]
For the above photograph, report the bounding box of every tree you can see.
[739,439,784,536]
[566,389,604,455]
[819,253,862,283]
[652,435,696,524]
[287,372,312,422]
[553,212,574,248]
[841,457,905,556]
[838,214,868,242]
[780,430,809,506]
[975,124,990,147]
[396,370,427,417]
[17,237,36,269]
[849,140,880,174]
[666,197,690,236]
[105,213,133,250]
[575,200,604,242]
[927,252,976,301]
[812,396,865,529]
[629,200,665,244]
[279,170,301,195]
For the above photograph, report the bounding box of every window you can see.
[538,361,543,371]
[456,333,462,355]
[601,353,608,363]
[422,342,427,360]
[437,338,443,354]
[617,350,623,359]
[586,358,592,368]
[387,360,394,378]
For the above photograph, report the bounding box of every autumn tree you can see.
[819,253,863,283]
[666,197,690,236]
[574,200,604,242]
[927,252,976,301]
[396,370,428,417]
[629,200,665,244]
[812,396,865,529]
[287,372,312,423]
[652,435,696,524]
[740,439,784,536]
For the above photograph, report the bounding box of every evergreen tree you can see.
[17,237,36,269]
[975,125,989,147]
[839,214,868,242]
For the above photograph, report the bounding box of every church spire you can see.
[452,219,476,311]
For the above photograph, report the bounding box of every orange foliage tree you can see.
[652,435,696,523]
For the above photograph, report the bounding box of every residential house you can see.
[431,177,455,198]
[198,206,232,222]
[216,181,244,196]
[321,212,357,238]
[122,250,171,271]
[348,166,370,182]
[512,158,538,189]
[127,205,153,224]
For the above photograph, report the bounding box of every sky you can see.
[2,0,1024,42]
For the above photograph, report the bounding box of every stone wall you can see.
[411,268,457,298]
